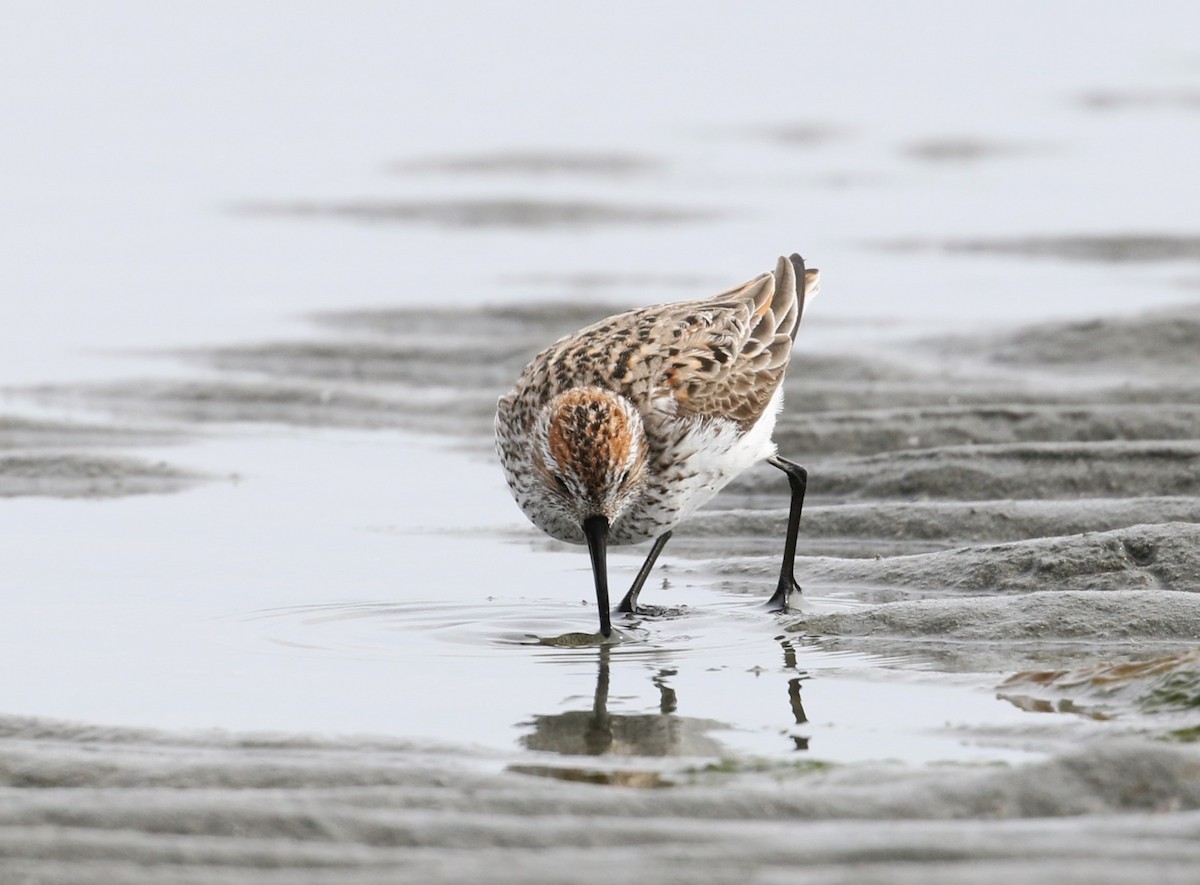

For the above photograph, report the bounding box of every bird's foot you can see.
[617,589,642,614]
[763,577,801,613]
[615,602,673,620]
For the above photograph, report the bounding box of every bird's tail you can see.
[744,253,820,345]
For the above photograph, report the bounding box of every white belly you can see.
[611,388,783,544]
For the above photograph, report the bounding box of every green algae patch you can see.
[1000,649,1200,720]
[508,764,671,788]
[684,756,836,779]
[1162,725,1200,743]
[1140,666,1200,713]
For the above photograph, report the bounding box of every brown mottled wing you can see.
[502,254,816,433]
[664,255,807,429]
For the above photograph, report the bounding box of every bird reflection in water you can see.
[520,645,727,758]
[780,634,811,751]
[518,636,812,761]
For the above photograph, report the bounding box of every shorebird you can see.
[496,254,819,637]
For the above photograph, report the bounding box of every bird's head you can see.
[532,387,649,530]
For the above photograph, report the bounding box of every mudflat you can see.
[3,295,1198,883]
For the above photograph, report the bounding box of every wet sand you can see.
[3,295,1199,881]
[2,713,1200,884]
[234,199,722,230]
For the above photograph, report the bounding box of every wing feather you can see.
[661,255,808,428]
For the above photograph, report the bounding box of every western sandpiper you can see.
[496,254,819,636]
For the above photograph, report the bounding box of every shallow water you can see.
[0,429,1046,778]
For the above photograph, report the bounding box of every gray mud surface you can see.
[7,298,1200,882]
[0,417,193,498]
[0,416,177,451]
[882,234,1200,263]
[2,714,1200,884]
[233,199,721,230]
[719,523,1200,597]
[0,453,199,498]
[392,150,666,176]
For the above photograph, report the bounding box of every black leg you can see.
[765,455,807,611]
[617,531,673,614]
